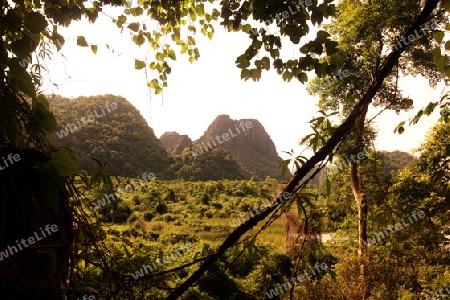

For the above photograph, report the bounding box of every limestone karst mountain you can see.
[195,115,286,180]
[159,132,193,155]
[162,114,287,180]
[50,95,286,181]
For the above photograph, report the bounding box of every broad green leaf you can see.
[168,49,176,60]
[282,70,293,82]
[433,31,445,43]
[148,79,163,94]
[25,11,47,33]
[8,59,35,96]
[189,7,197,21]
[250,68,262,81]
[315,63,327,77]
[424,102,438,115]
[325,40,338,55]
[297,72,308,83]
[130,7,143,16]
[135,59,146,69]
[240,68,250,80]
[5,9,23,33]
[196,4,205,16]
[242,24,251,33]
[446,41,450,51]
[270,49,280,58]
[128,22,140,32]
[394,121,405,134]
[280,159,290,177]
[432,47,448,73]
[117,15,127,26]
[261,57,270,70]
[53,34,65,51]
[46,149,78,177]
[33,95,57,137]
[10,39,33,59]
[133,32,145,46]
[91,45,98,54]
[77,36,89,47]
[314,43,323,55]
[316,30,331,43]
[156,52,164,61]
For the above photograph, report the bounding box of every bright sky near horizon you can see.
[40,8,447,160]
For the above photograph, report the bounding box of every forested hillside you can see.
[49,95,173,177]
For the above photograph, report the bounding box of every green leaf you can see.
[314,43,323,55]
[433,31,445,43]
[25,11,47,33]
[10,38,33,59]
[77,36,89,47]
[314,63,327,77]
[297,72,308,83]
[394,121,406,134]
[316,30,331,43]
[280,159,290,177]
[130,7,143,16]
[242,24,251,33]
[135,59,146,69]
[133,32,145,46]
[261,57,270,70]
[270,49,280,58]
[91,45,98,54]
[250,68,262,81]
[148,79,163,94]
[325,40,338,55]
[424,102,438,115]
[168,49,176,60]
[240,68,250,80]
[33,95,57,138]
[282,70,293,82]
[128,22,140,32]
[46,149,78,177]
[196,4,205,16]
[156,52,164,61]
[189,7,197,21]
[117,15,127,25]
[432,47,448,73]
[8,59,35,97]
[5,9,23,33]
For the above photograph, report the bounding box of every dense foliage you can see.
[49,94,173,177]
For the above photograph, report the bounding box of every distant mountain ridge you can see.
[49,95,286,181]
[161,114,287,180]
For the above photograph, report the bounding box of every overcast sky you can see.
[40,8,446,159]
